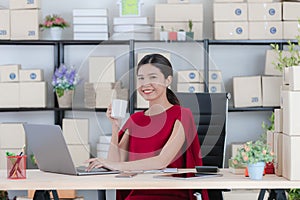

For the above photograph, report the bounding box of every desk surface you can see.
[1,169,300,190]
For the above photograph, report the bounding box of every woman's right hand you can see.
[106,104,121,127]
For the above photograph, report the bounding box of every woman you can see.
[88,54,209,200]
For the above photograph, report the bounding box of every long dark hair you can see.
[137,53,180,105]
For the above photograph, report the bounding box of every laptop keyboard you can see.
[76,166,109,172]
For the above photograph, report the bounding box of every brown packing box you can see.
[262,76,282,107]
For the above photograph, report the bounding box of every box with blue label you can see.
[0,9,10,40]
[10,9,40,40]
[213,3,248,21]
[9,0,40,9]
[248,3,282,21]
[0,83,19,108]
[209,70,222,83]
[0,64,20,82]
[233,76,262,108]
[176,83,204,93]
[177,70,204,83]
[19,69,44,82]
[214,22,248,40]
[249,21,282,40]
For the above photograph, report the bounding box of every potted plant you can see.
[233,140,274,180]
[40,14,69,40]
[0,191,8,200]
[159,26,168,41]
[288,189,300,200]
[168,27,177,41]
[177,29,186,41]
[52,64,80,108]
[186,19,194,40]
[271,32,300,88]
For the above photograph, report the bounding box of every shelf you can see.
[0,40,58,45]
[208,39,298,46]
[0,107,54,112]
[54,107,107,112]
[60,40,131,46]
[228,106,279,112]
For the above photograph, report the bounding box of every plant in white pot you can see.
[40,14,69,40]
[233,140,274,180]
[159,26,168,41]
[177,29,186,41]
[271,35,300,89]
[52,64,80,108]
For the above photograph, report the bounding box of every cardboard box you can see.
[19,82,47,108]
[73,9,108,17]
[136,92,149,108]
[248,21,282,40]
[266,130,274,152]
[0,123,25,148]
[67,144,90,167]
[177,70,204,83]
[155,4,203,22]
[154,22,203,40]
[215,0,243,2]
[0,9,10,40]
[10,9,40,40]
[0,148,22,169]
[213,3,248,21]
[98,134,112,144]
[10,0,40,9]
[283,21,300,40]
[73,16,108,24]
[177,83,204,93]
[231,143,243,158]
[264,50,283,76]
[289,66,300,91]
[248,3,282,21]
[97,143,110,151]
[208,70,222,83]
[89,57,115,83]
[274,108,283,133]
[19,69,44,82]
[95,87,116,108]
[247,0,273,2]
[214,22,248,40]
[280,85,289,108]
[274,132,283,176]
[262,76,282,107]
[62,118,89,145]
[0,64,21,82]
[233,76,262,108]
[209,83,222,93]
[282,91,300,136]
[0,83,19,108]
[282,134,300,180]
[283,2,300,21]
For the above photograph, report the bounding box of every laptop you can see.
[24,124,119,176]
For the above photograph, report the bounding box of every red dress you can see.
[117,105,209,200]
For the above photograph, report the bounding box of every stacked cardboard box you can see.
[213,0,248,40]
[73,9,109,40]
[9,0,41,40]
[154,3,203,40]
[282,1,300,39]
[0,64,46,108]
[0,8,10,40]
[176,69,223,93]
[62,118,90,167]
[0,123,26,169]
[97,133,112,159]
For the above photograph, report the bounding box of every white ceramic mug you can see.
[111,99,128,119]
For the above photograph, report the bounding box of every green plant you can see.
[52,64,80,97]
[260,112,275,143]
[233,140,274,165]
[288,189,300,200]
[40,14,69,30]
[160,26,165,32]
[271,20,300,72]
[188,19,193,32]
[0,190,8,200]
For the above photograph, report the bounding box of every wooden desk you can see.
[0,169,299,191]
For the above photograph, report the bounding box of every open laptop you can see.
[24,124,119,176]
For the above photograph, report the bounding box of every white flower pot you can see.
[177,31,186,41]
[283,67,290,86]
[50,27,63,40]
[289,66,300,91]
[247,162,265,180]
[159,31,168,41]
[56,90,74,108]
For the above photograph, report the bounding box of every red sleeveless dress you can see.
[117,105,209,200]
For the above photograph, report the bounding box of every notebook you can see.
[23,124,119,176]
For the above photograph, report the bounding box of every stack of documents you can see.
[84,82,96,108]
[73,9,109,40]
[111,17,153,40]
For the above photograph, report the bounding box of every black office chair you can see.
[177,92,229,200]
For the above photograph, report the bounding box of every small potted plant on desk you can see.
[186,19,194,41]
[233,140,274,180]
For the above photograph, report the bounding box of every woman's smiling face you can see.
[136,63,170,102]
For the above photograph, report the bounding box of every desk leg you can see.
[51,190,59,200]
[98,190,106,200]
[258,189,266,200]
[268,189,287,200]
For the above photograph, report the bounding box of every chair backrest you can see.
[176,93,228,168]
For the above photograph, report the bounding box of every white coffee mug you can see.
[111,99,128,119]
